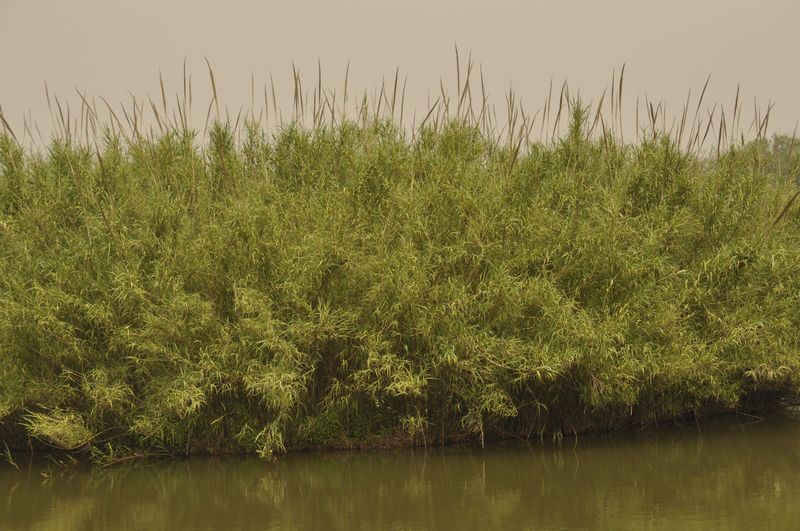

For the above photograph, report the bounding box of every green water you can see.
[2,416,800,530]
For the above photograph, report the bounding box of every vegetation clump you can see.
[1,95,799,461]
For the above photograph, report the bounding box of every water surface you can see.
[3,416,800,530]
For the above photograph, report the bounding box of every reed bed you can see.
[1,60,799,462]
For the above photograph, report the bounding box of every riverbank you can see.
[2,106,800,462]
[5,415,800,530]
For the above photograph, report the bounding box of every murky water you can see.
[2,416,800,530]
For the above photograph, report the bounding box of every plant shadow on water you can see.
[2,416,800,530]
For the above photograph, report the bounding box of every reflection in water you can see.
[2,417,800,530]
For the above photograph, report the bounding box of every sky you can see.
[1,0,798,142]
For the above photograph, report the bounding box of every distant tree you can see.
[749,133,800,182]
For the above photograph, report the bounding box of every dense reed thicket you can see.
[1,101,799,461]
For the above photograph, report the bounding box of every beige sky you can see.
[1,0,798,141]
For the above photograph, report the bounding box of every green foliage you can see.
[747,134,800,182]
[1,112,800,461]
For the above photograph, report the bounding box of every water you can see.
[3,416,800,530]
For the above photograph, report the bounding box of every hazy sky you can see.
[1,0,798,140]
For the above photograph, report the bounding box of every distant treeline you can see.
[1,107,799,462]
[748,134,800,182]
